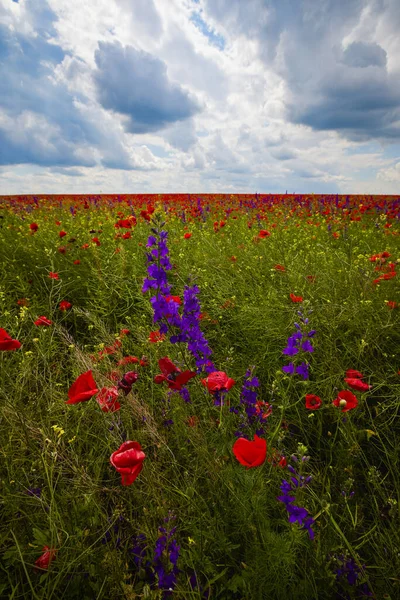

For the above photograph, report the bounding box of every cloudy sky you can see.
[1,0,400,194]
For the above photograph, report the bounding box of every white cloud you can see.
[0,0,400,193]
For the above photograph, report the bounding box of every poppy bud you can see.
[117,371,138,395]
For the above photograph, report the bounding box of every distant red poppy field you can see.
[0,193,400,599]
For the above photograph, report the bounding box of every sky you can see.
[0,0,400,194]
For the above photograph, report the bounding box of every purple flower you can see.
[277,460,315,540]
[171,285,215,374]
[27,487,42,497]
[301,340,314,353]
[179,387,191,403]
[295,362,309,380]
[282,362,295,375]
[287,504,308,524]
[153,521,180,597]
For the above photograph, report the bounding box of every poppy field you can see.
[1,193,400,599]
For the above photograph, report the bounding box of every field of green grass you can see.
[0,194,400,599]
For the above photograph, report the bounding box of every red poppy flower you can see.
[96,386,120,412]
[233,435,267,468]
[187,416,199,427]
[101,340,121,356]
[332,390,358,412]
[278,456,287,468]
[110,441,145,486]
[290,293,303,303]
[35,546,56,570]
[49,272,59,280]
[258,230,270,238]
[106,370,120,382]
[140,210,152,222]
[221,299,235,309]
[268,449,287,468]
[58,246,67,254]
[59,300,72,311]
[230,256,237,262]
[164,295,181,305]
[92,237,101,246]
[345,369,364,379]
[82,243,89,250]
[140,357,149,367]
[154,357,196,391]
[344,378,371,392]
[59,230,67,238]
[148,330,165,343]
[34,316,53,326]
[382,272,396,280]
[274,264,286,272]
[184,232,192,239]
[201,371,235,394]
[17,298,29,306]
[120,328,130,336]
[0,328,21,351]
[117,356,139,366]
[305,394,322,410]
[115,219,133,229]
[122,231,131,239]
[306,275,316,283]
[30,223,39,232]
[73,259,81,265]
[66,370,99,404]
[386,301,398,309]
[255,400,273,419]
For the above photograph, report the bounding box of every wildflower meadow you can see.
[1,193,400,599]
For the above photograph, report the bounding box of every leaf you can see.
[32,528,48,546]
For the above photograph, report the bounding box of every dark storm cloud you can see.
[94,41,201,134]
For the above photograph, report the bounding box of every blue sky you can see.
[0,0,399,194]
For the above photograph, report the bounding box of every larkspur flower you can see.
[170,285,215,373]
[277,455,315,540]
[152,516,180,597]
[282,310,314,379]
[235,368,271,438]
